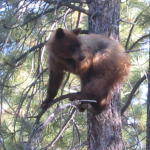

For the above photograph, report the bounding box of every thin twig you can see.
[42,108,76,150]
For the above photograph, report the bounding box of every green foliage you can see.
[120,0,149,149]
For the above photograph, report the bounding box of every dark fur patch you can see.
[64,58,76,69]
[56,28,65,39]
[97,40,109,50]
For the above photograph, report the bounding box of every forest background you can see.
[0,0,150,150]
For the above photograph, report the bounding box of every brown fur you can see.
[42,28,130,113]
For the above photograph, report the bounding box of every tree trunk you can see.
[87,0,124,150]
[146,33,150,150]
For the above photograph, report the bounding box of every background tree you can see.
[0,0,150,150]
[146,30,150,150]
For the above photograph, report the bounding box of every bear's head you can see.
[49,28,85,63]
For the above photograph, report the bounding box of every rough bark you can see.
[86,0,124,150]
[87,92,124,150]
[146,33,150,150]
[88,0,120,38]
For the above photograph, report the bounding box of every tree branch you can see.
[125,13,141,50]
[14,42,46,65]
[65,3,89,15]
[35,92,81,123]
[35,92,97,123]
[43,0,89,15]
[128,34,150,50]
[125,11,144,50]
[42,108,76,149]
[76,3,82,28]
[121,75,147,115]
[26,105,76,150]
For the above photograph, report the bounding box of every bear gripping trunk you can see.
[86,0,124,150]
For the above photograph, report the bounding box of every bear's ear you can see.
[55,28,65,39]
[72,28,81,35]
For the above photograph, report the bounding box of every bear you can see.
[42,28,130,113]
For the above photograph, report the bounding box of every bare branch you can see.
[42,108,76,149]
[65,3,89,15]
[126,48,148,53]
[75,3,82,28]
[128,34,150,50]
[44,0,89,17]
[121,75,147,115]
[36,92,81,123]
[14,42,46,65]
[120,19,135,25]
[35,92,97,123]
[125,11,144,50]
[26,105,76,150]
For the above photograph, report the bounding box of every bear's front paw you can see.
[78,103,87,112]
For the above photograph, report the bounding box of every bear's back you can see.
[78,34,123,53]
